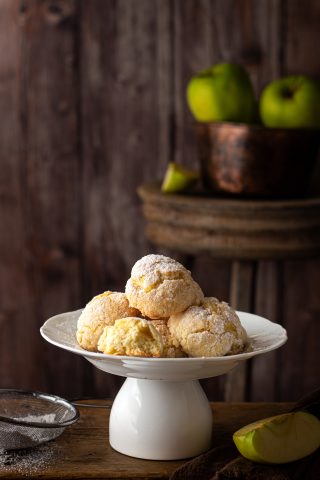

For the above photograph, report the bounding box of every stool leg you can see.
[224,260,257,401]
[250,261,283,401]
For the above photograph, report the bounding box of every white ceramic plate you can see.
[40,309,287,381]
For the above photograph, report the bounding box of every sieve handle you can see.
[70,397,112,409]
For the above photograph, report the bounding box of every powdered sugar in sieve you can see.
[0,389,79,450]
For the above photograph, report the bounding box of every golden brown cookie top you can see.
[126,254,204,319]
[130,255,187,290]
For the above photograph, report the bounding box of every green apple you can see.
[260,75,320,128]
[186,63,256,123]
[161,162,199,193]
[233,411,320,464]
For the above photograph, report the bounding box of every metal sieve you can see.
[0,389,79,451]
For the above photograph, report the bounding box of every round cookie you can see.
[76,291,140,352]
[125,254,204,319]
[168,297,247,357]
[98,317,163,357]
[150,319,186,358]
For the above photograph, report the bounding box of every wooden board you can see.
[224,261,256,401]
[0,0,319,404]
[80,0,173,397]
[0,0,37,389]
[0,400,292,479]
[277,0,320,401]
[250,261,283,401]
[18,0,86,398]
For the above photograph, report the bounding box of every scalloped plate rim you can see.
[40,309,287,363]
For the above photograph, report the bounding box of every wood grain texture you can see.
[139,184,320,259]
[80,0,173,396]
[0,400,292,479]
[279,260,320,400]
[19,0,85,397]
[0,1,36,389]
[0,0,319,403]
[224,261,256,401]
[286,0,320,196]
[278,0,320,401]
[174,0,213,170]
[251,261,283,401]
[285,0,320,77]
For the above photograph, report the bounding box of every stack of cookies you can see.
[76,254,247,358]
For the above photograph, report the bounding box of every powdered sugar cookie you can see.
[76,291,140,351]
[125,254,203,319]
[168,297,247,357]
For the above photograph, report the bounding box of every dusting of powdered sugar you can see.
[0,442,62,476]
[0,413,62,450]
[168,297,248,357]
[130,255,188,283]
[0,413,63,474]
[13,413,57,424]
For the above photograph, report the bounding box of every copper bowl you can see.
[196,122,320,198]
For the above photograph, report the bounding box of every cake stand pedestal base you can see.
[109,377,213,460]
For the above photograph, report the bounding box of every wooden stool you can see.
[138,183,320,401]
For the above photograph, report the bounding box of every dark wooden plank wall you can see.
[0,0,319,401]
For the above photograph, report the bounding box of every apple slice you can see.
[233,411,320,464]
[161,162,199,193]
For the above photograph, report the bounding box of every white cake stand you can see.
[40,310,287,460]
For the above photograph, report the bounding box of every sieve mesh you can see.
[0,389,79,450]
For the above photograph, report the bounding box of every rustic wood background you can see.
[0,0,319,402]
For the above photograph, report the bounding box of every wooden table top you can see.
[0,400,292,479]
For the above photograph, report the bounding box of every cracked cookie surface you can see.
[76,291,140,351]
[125,254,204,319]
[168,297,247,357]
[150,319,186,358]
